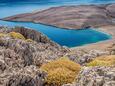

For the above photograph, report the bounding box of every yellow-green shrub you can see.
[0,32,35,43]
[0,33,6,37]
[87,55,115,67]
[41,58,81,86]
[9,32,25,40]
[26,39,34,42]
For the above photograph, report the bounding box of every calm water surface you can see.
[0,0,113,47]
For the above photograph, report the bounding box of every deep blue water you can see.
[0,0,113,47]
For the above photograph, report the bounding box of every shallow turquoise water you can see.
[0,21,111,47]
[0,0,113,47]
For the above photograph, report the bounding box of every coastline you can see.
[71,25,115,50]
[0,20,89,30]
[1,19,113,49]
[1,3,115,49]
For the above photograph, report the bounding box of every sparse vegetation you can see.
[9,32,26,40]
[26,39,34,42]
[0,33,6,37]
[41,58,81,86]
[0,31,34,42]
[87,55,115,67]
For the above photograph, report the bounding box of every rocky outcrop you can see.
[2,66,46,86]
[0,27,69,66]
[106,4,115,18]
[65,49,109,65]
[107,43,115,55]
[0,26,57,46]
[63,66,115,86]
[2,4,115,29]
[0,27,69,86]
[10,26,56,45]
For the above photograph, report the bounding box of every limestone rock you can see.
[10,26,56,45]
[0,27,69,86]
[65,49,109,65]
[68,66,115,86]
[3,66,46,86]
[106,4,115,18]
[0,27,68,66]
[107,43,115,55]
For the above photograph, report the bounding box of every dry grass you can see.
[9,32,25,40]
[87,55,115,67]
[26,39,34,42]
[41,58,81,86]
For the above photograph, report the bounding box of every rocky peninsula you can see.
[2,4,115,29]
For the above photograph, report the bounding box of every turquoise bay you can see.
[0,0,113,47]
[0,21,111,47]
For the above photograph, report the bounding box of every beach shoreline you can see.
[71,25,115,50]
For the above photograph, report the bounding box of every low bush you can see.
[0,33,6,37]
[87,55,115,67]
[26,39,34,42]
[9,32,25,40]
[0,32,34,43]
[41,58,81,86]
